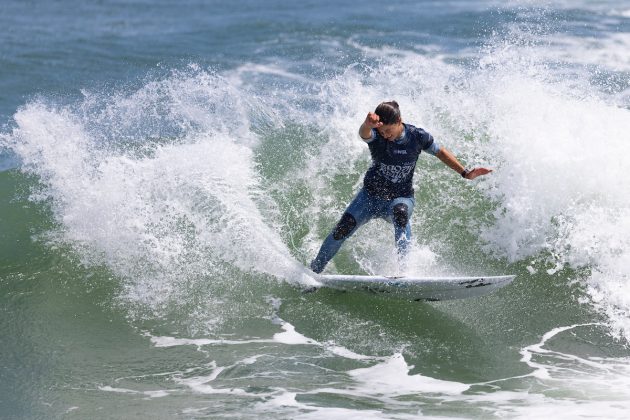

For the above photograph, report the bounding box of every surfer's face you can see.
[377,121,403,141]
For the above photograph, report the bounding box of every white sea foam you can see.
[349,353,469,395]
[1,69,318,327]
[173,363,251,396]
[281,324,630,419]
[545,33,630,72]
[249,323,630,419]
[149,335,273,347]
[273,321,376,360]
[139,303,630,418]
[99,386,170,398]
[335,36,630,338]
[472,68,630,338]
[166,317,380,400]
[149,312,377,361]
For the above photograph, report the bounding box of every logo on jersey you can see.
[377,162,414,183]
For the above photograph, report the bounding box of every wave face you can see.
[5,43,630,336]
[2,68,319,330]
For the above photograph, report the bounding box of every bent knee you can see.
[392,203,409,227]
[332,212,357,240]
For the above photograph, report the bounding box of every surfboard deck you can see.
[315,274,515,301]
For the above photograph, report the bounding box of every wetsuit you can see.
[310,123,440,273]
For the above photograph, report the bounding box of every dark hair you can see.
[375,101,401,125]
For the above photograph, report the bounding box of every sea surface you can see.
[2,0,630,418]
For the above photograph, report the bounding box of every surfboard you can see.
[316,274,515,301]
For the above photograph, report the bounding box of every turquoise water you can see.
[2,1,630,418]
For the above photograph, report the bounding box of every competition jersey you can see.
[363,123,439,199]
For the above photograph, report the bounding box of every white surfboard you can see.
[316,274,515,301]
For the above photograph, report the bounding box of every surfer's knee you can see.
[392,203,409,228]
[333,212,356,240]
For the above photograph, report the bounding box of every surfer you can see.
[309,101,492,274]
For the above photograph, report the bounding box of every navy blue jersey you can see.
[363,123,437,199]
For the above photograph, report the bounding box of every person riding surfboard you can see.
[310,101,492,274]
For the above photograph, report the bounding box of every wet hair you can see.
[374,101,401,125]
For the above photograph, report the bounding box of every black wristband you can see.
[461,168,471,178]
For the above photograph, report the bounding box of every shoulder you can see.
[405,123,440,155]
[405,124,433,143]
[405,123,429,136]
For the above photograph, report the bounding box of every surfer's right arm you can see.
[359,112,383,141]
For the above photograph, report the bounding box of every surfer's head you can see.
[375,101,403,141]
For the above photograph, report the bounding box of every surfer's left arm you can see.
[435,147,492,180]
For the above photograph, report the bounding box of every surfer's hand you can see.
[364,112,383,129]
[465,167,493,180]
